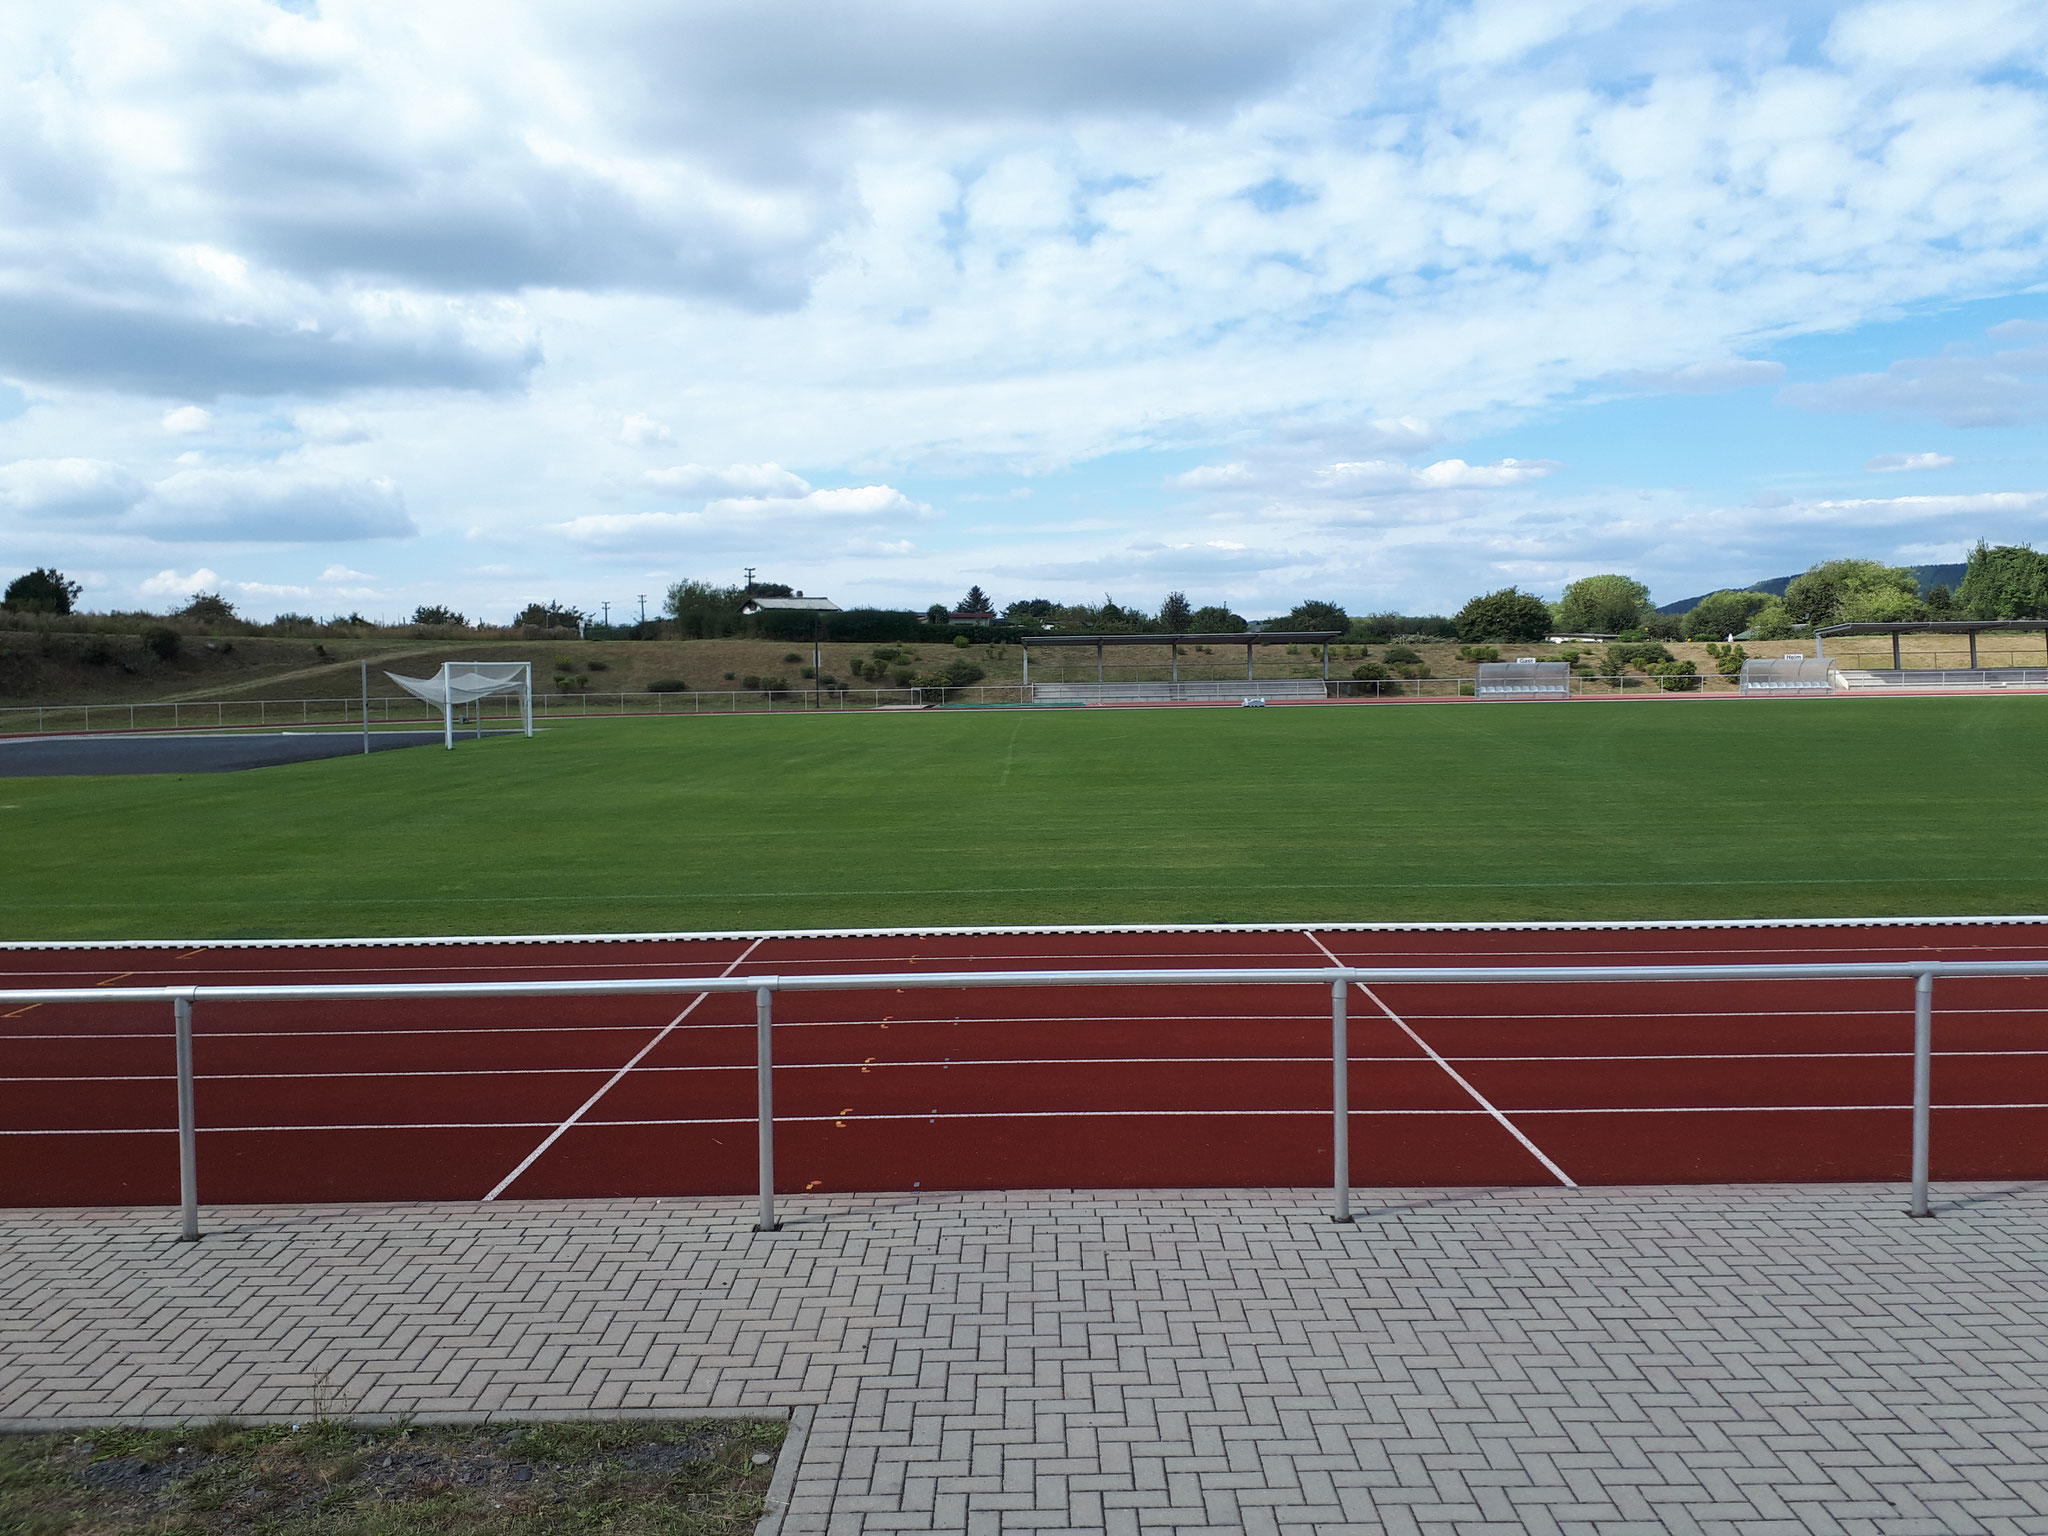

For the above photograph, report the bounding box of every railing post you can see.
[1910,971,1934,1218]
[174,997,199,1241]
[755,986,779,1232]
[1331,979,1352,1223]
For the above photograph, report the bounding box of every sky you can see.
[2,0,2046,624]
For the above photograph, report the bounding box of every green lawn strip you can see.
[0,1417,782,1536]
[5,695,2046,940]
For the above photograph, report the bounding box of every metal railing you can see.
[9,957,2045,1237]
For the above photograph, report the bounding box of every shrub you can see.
[1458,645,1499,662]
[179,591,238,623]
[783,652,802,663]
[1601,641,1675,675]
[647,678,690,692]
[554,655,578,670]
[1381,645,1421,664]
[82,636,114,666]
[800,665,816,678]
[723,671,736,681]
[1351,662,1403,695]
[587,659,608,672]
[141,626,181,660]
[1645,659,1700,691]
[953,634,971,648]
[742,674,762,689]
[1703,641,1748,677]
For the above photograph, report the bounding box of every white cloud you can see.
[1622,360,1786,395]
[556,483,929,548]
[1784,326,2048,427]
[1865,451,1955,472]
[139,567,221,598]
[0,458,145,520]
[293,408,371,445]
[620,413,676,446]
[161,406,211,433]
[642,462,813,499]
[319,564,375,581]
[132,469,417,542]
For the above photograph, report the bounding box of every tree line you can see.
[9,543,2048,643]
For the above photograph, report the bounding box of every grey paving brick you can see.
[6,1185,2048,1534]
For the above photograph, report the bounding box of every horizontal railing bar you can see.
[3,959,2048,1008]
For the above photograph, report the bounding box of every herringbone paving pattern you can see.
[6,1185,2048,1533]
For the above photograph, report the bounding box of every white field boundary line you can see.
[22,1046,2048,1086]
[1304,930,1578,1188]
[15,1102,2048,1137]
[480,937,765,1200]
[8,914,2048,951]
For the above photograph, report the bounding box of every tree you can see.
[1553,574,1650,634]
[1455,587,1552,641]
[4,567,81,614]
[1746,599,1797,640]
[665,579,744,638]
[412,604,466,627]
[1955,542,2048,619]
[1781,559,1918,629]
[1004,597,1055,622]
[1682,589,1774,639]
[1286,599,1349,631]
[1157,591,1194,630]
[179,591,238,622]
[956,585,995,617]
[925,603,949,623]
[515,600,587,630]
[1188,604,1245,633]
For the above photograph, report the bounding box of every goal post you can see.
[385,662,534,748]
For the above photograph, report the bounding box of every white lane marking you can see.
[481,937,766,1200]
[1304,930,1577,1188]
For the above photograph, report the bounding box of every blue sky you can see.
[1,0,2046,621]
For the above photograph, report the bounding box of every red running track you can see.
[5,921,2048,1207]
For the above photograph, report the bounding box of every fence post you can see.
[1331,979,1352,1223]
[1910,971,1934,1218]
[174,996,199,1241]
[756,986,779,1232]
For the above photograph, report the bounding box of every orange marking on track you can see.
[94,973,134,986]
[2,1003,39,1019]
[174,949,208,960]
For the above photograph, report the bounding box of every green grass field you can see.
[6,696,2046,940]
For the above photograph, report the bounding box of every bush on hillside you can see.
[1381,645,1422,664]
[647,677,690,692]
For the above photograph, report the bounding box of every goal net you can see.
[386,662,534,747]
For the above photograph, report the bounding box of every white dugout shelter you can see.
[386,661,534,748]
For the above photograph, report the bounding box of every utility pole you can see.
[744,566,756,591]
[601,601,610,627]
[637,593,647,623]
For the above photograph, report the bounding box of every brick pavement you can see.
[6,1184,2048,1533]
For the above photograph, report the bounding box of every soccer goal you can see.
[1473,660,1571,699]
[387,662,534,748]
[1739,657,1837,697]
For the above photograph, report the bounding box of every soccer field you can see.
[5,695,2045,940]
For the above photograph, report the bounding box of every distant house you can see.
[740,595,840,616]
[1545,632,1617,644]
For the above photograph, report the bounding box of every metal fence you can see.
[13,669,2048,737]
[8,957,2042,1238]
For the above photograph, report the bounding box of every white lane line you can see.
[481,937,766,1200]
[1304,930,1577,1187]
